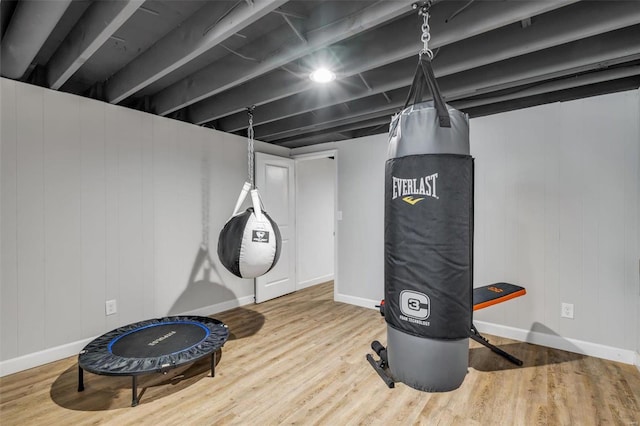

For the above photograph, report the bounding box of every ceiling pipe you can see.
[0,0,72,79]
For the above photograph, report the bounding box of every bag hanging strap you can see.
[229,106,266,222]
[402,4,451,128]
[231,182,252,218]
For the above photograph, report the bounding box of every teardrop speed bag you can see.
[218,183,282,279]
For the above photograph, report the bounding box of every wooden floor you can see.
[1,282,639,425]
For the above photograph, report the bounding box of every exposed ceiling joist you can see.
[0,0,71,79]
[189,0,581,126]
[189,68,309,124]
[288,70,640,148]
[152,0,416,116]
[463,75,640,118]
[279,116,392,147]
[335,0,581,75]
[259,102,399,142]
[3,0,638,147]
[47,1,143,90]
[454,65,640,110]
[444,25,640,99]
[278,73,640,149]
[105,0,288,104]
[217,2,640,133]
[259,26,640,142]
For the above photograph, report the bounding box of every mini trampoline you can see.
[78,315,229,406]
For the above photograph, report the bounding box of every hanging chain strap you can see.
[247,105,255,188]
[418,6,433,59]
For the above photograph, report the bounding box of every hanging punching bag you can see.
[217,108,282,279]
[382,51,473,391]
[218,182,282,279]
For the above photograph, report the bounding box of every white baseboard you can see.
[0,295,255,378]
[330,296,636,365]
[180,295,254,317]
[0,337,95,377]
[474,321,636,365]
[334,293,379,310]
[297,274,334,291]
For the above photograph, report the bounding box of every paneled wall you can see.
[471,91,639,353]
[0,79,288,367]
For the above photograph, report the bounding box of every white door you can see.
[254,152,295,303]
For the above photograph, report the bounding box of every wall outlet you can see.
[105,299,117,316]
[561,302,574,319]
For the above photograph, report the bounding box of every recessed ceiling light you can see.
[309,68,336,83]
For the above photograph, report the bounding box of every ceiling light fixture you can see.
[309,68,336,83]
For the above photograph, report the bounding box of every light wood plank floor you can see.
[1,282,639,425]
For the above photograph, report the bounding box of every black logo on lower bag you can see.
[252,230,269,243]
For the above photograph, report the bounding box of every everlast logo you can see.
[392,173,439,205]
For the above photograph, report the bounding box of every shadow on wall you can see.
[469,322,585,372]
[169,245,266,340]
[168,154,238,316]
[168,245,237,315]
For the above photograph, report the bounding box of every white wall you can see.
[0,78,289,374]
[292,89,640,364]
[295,157,335,289]
[293,135,388,306]
[471,90,639,362]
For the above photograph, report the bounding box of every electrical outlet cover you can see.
[105,300,117,316]
[561,302,574,319]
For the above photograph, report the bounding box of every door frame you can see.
[292,149,338,300]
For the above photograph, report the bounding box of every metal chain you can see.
[418,6,433,59]
[247,106,255,188]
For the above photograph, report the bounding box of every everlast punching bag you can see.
[382,54,473,391]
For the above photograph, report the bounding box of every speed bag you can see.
[217,207,282,278]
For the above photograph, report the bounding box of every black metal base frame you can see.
[470,324,523,366]
[367,325,523,388]
[78,352,218,407]
[366,340,395,388]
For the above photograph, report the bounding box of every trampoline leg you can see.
[78,366,84,392]
[210,352,216,377]
[131,376,138,407]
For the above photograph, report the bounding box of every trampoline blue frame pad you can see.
[78,316,229,376]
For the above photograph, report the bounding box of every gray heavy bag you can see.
[218,182,282,278]
[384,56,473,391]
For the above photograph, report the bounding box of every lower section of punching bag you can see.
[387,325,468,392]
